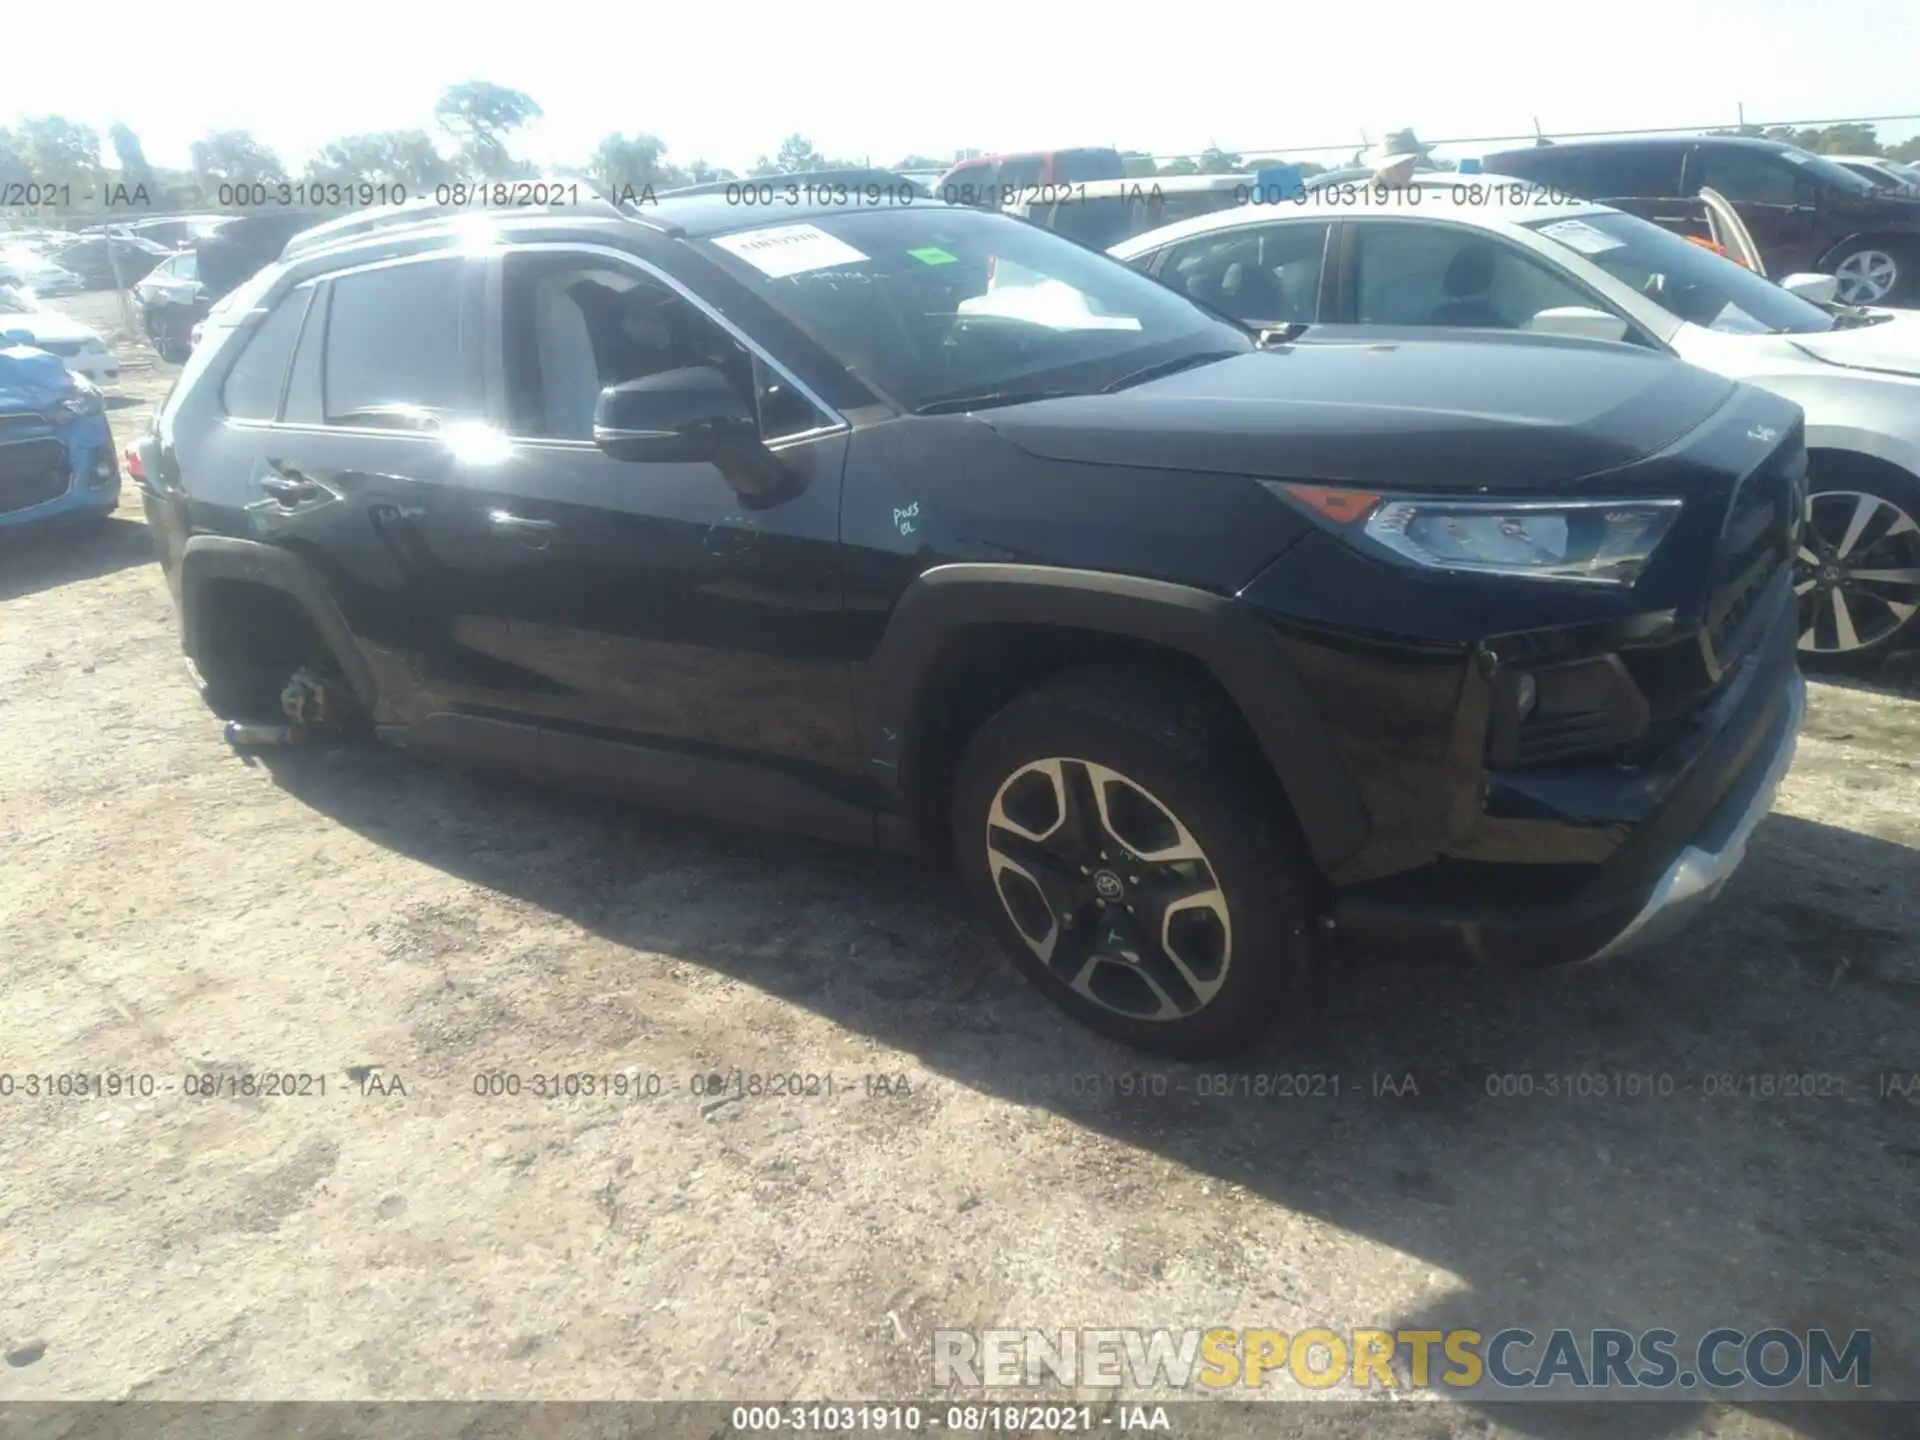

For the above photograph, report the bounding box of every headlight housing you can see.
[1267,485,1683,587]
[46,377,104,421]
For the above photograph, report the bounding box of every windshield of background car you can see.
[1778,149,1881,197]
[700,206,1249,411]
[1523,210,1833,336]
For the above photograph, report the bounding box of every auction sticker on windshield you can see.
[1538,220,1625,256]
[711,223,869,278]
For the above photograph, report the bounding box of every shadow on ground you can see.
[0,515,152,602]
[259,742,1920,1439]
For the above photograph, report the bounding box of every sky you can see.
[8,0,1919,176]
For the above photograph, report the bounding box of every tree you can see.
[751,133,845,176]
[1197,146,1243,175]
[589,132,676,193]
[190,130,287,192]
[1717,122,1883,156]
[684,159,734,184]
[1118,150,1158,178]
[888,154,948,171]
[305,130,453,189]
[1159,156,1200,175]
[1889,135,1920,164]
[435,80,543,179]
[108,122,154,187]
[14,116,103,186]
[0,129,27,190]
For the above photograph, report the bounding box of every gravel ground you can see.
[1,292,1917,1440]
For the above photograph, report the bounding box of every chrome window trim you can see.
[494,240,848,440]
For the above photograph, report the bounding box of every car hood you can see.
[1788,309,1920,377]
[0,309,96,345]
[0,344,80,407]
[978,330,1739,489]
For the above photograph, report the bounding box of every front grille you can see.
[1514,710,1620,765]
[0,438,70,515]
[0,409,49,438]
[1703,432,1801,678]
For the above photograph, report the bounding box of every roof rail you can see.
[281,182,632,260]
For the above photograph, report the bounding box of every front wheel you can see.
[951,665,1319,1058]
[1828,242,1909,306]
[1795,464,1920,673]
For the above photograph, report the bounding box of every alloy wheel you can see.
[1831,249,1900,305]
[985,757,1231,1023]
[1795,489,1920,654]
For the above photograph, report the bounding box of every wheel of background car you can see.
[1828,244,1905,305]
[950,664,1317,1058]
[1794,469,1920,673]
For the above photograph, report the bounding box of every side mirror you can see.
[1780,272,1839,305]
[593,367,756,463]
[1526,305,1631,344]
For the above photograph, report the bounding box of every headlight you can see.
[1267,484,1682,587]
[47,378,104,420]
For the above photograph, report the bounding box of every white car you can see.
[1826,155,1920,196]
[0,284,120,383]
[0,246,86,297]
[1112,186,1920,669]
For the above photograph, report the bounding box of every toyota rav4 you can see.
[135,191,1808,1057]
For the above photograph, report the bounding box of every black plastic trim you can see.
[860,563,1372,873]
[177,535,378,711]
[391,713,876,848]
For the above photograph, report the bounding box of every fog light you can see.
[89,454,117,489]
[1515,673,1538,719]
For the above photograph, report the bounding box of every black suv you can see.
[1483,135,1920,306]
[137,191,1807,1056]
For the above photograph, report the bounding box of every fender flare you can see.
[860,563,1371,873]
[177,535,378,711]
[1814,230,1920,271]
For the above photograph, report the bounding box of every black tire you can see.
[950,663,1318,1058]
[1796,459,1920,676]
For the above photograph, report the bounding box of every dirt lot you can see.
[2,293,1917,1438]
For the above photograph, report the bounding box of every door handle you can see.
[260,461,327,504]
[488,510,557,548]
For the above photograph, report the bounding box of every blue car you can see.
[0,343,120,533]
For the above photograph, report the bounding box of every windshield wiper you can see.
[1098,349,1243,394]
[913,389,1085,416]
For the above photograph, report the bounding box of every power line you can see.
[1144,111,1920,163]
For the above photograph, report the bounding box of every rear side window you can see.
[219,286,312,420]
[998,157,1044,194]
[1054,149,1126,183]
[1689,147,1806,206]
[1162,222,1330,324]
[321,257,481,427]
[1486,148,1584,191]
[1584,147,1685,198]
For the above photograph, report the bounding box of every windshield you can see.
[1524,210,1833,336]
[698,205,1249,411]
[0,290,32,314]
[1778,148,1881,196]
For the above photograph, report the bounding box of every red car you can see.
[937,148,1127,210]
